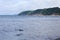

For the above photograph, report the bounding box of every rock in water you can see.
[16,33,23,36]
[18,29,24,31]
[55,38,60,40]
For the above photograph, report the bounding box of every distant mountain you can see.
[18,7,60,16]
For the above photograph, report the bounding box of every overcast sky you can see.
[0,0,60,15]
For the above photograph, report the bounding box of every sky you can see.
[0,0,60,15]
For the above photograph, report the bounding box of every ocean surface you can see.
[0,16,60,40]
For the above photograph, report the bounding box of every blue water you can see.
[0,16,60,40]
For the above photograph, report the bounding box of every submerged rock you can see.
[18,29,24,31]
[15,28,24,31]
[16,33,23,36]
[55,38,60,40]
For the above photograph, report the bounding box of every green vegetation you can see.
[18,11,32,15]
[18,7,60,16]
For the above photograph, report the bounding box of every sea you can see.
[0,15,60,40]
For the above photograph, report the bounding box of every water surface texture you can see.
[0,16,60,40]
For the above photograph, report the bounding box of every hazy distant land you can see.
[18,7,60,16]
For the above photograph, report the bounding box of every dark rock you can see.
[16,33,23,36]
[55,38,60,40]
[15,29,24,31]
[18,29,24,31]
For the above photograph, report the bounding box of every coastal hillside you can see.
[18,7,60,16]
